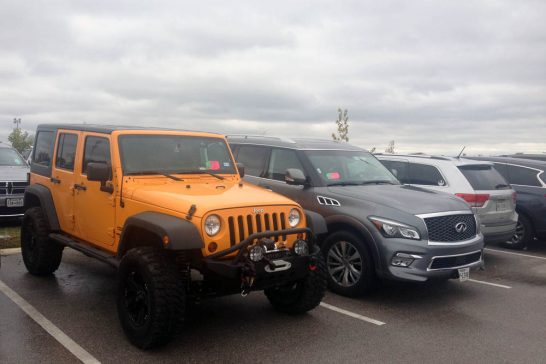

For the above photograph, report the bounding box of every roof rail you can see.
[225,134,296,144]
[375,153,452,161]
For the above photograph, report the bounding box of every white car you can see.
[0,143,30,219]
[376,154,518,244]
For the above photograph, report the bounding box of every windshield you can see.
[305,150,399,186]
[119,135,237,176]
[0,148,27,166]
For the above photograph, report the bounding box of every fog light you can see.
[391,253,418,267]
[294,240,309,256]
[249,245,265,262]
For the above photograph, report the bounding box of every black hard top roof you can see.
[36,124,220,136]
[226,135,365,151]
[467,156,546,170]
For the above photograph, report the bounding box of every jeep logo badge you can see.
[253,208,265,214]
[455,222,468,233]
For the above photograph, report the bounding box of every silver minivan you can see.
[0,143,30,219]
[377,154,517,244]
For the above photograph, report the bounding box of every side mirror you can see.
[285,168,306,185]
[236,163,245,178]
[87,162,113,193]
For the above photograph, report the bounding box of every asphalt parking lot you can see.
[1,241,546,364]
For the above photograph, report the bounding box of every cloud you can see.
[0,0,545,155]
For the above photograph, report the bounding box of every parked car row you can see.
[4,124,544,349]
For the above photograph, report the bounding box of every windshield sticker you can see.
[207,160,220,170]
[326,172,341,180]
[223,162,230,167]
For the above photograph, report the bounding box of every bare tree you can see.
[331,108,349,142]
[385,140,395,154]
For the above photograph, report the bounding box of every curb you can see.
[0,248,22,256]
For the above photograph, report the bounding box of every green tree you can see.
[8,128,34,154]
[331,108,349,142]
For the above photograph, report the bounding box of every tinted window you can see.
[408,163,446,186]
[458,165,509,190]
[265,148,304,181]
[540,172,546,185]
[492,163,509,181]
[235,146,268,177]
[55,133,78,171]
[379,160,409,182]
[505,165,541,187]
[119,135,236,175]
[0,148,26,166]
[83,136,111,175]
[33,131,54,166]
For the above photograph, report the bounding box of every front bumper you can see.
[376,233,485,282]
[0,195,25,218]
[204,227,321,291]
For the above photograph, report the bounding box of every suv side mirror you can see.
[285,168,306,185]
[87,162,113,193]
[236,163,245,178]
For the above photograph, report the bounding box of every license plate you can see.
[496,200,508,211]
[6,198,24,207]
[458,267,470,282]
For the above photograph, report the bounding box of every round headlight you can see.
[288,208,301,227]
[249,245,265,262]
[294,239,309,256]
[204,215,221,236]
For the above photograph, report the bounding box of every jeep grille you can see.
[228,213,287,245]
[424,214,477,242]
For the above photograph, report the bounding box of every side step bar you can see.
[49,233,120,268]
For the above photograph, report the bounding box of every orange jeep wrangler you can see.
[22,124,327,349]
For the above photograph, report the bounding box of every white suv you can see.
[376,154,517,244]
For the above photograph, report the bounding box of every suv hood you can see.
[0,166,29,181]
[126,179,298,217]
[327,184,470,215]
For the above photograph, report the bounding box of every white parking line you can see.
[0,279,101,364]
[319,302,386,326]
[484,248,546,261]
[467,278,511,289]
[0,247,21,255]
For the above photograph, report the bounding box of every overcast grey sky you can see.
[1,0,545,155]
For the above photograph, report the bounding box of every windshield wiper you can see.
[360,180,398,185]
[126,171,183,181]
[327,182,362,186]
[495,183,510,189]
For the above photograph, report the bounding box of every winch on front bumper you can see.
[204,227,321,293]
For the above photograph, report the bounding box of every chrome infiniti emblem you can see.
[252,208,265,214]
[455,222,468,233]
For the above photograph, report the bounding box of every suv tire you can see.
[117,247,186,349]
[323,231,375,297]
[504,214,533,250]
[265,254,326,314]
[21,207,63,275]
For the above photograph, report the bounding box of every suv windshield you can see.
[458,165,509,190]
[305,150,399,186]
[0,148,27,166]
[119,135,237,176]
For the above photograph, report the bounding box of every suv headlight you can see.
[205,214,221,236]
[369,217,420,240]
[288,208,301,227]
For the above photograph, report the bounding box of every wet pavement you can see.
[1,240,546,363]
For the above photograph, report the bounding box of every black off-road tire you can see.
[264,254,327,314]
[503,214,533,250]
[323,231,376,297]
[21,207,63,275]
[117,247,186,349]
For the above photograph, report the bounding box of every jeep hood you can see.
[126,180,298,217]
[0,166,29,181]
[327,184,470,215]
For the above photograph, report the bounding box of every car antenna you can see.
[456,146,466,159]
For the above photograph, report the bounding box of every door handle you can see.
[74,183,87,191]
[50,177,61,184]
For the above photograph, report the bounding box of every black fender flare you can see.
[324,214,383,272]
[24,184,60,231]
[304,210,328,236]
[117,212,204,258]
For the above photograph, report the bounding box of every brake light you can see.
[512,191,517,204]
[455,193,490,208]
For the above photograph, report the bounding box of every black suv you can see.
[229,136,484,297]
[468,156,546,249]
